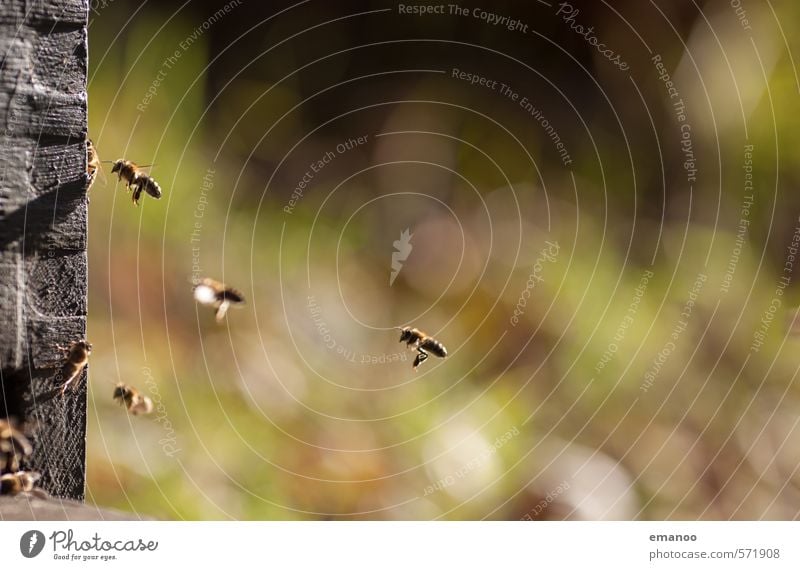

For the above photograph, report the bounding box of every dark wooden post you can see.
[0,0,88,500]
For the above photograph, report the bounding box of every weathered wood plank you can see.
[0,1,86,26]
[0,0,88,501]
[0,495,143,521]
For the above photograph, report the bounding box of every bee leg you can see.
[412,349,428,371]
[131,185,142,205]
[58,370,80,396]
[215,301,230,323]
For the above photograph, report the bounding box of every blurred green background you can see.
[85,0,800,519]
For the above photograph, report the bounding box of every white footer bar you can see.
[1,521,798,569]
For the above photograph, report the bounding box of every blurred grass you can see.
[84,0,800,520]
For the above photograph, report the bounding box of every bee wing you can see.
[59,361,86,395]
[131,396,153,415]
[96,161,108,185]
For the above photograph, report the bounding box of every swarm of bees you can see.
[397,326,448,371]
[193,277,246,323]
[113,384,153,416]
[21,138,454,498]
[57,340,92,395]
[109,159,162,205]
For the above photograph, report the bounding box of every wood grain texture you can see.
[0,0,88,501]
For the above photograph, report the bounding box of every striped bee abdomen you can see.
[420,338,447,358]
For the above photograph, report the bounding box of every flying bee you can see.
[0,470,41,495]
[108,159,162,205]
[57,340,92,395]
[86,139,101,195]
[113,383,153,416]
[193,277,246,323]
[0,418,33,473]
[397,326,447,371]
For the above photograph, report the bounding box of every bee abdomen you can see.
[220,288,245,304]
[138,175,162,199]
[420,338,447,358]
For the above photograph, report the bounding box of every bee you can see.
[397,326,448,371]
[0,418,33,473]
[113,383,153,415]
[0,470,41,495]
[193,277,246,323]
[109,159,162,205]
[57,340,92,395]
[86,139,101,194]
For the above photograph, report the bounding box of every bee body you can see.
[0,471,41,495]
[113,383,153,415]
[193,277,246,323]
[110,159,137,186]
[87,139,100,193]
[419,337,447,358]
[397,326,448,371]
[58,340,92,395]
[110,159,162,205]
[0,418,33,473]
